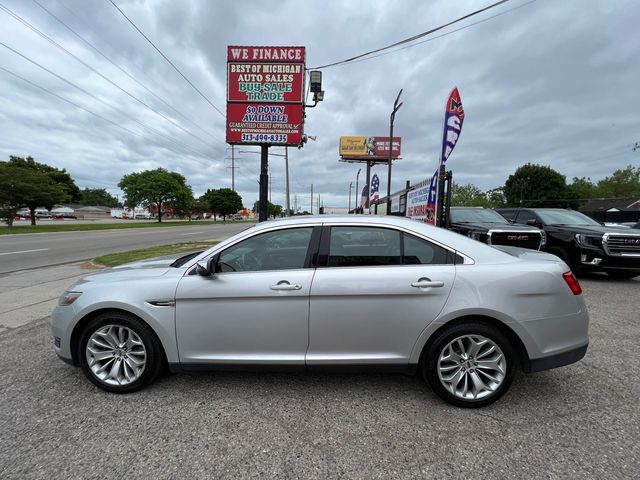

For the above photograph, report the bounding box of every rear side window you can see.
[403,234,452,265]
[326,227,456,267]
[328,227,401,267]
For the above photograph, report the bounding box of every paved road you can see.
[0,272,638,478]
[0,223,250,274]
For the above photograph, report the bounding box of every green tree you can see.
[80,188,120,207]
[252,200,283,218]
[450,183,491,207]
[504,163,575,208]
[7,156,79,224]
[595,165,640,198]
[0,163,48,226]
[8,156,81,202]
[118,168,193,223]
[206,188,243,220]
[485,187,506,208]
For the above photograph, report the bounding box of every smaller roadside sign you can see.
[339,136,401,158]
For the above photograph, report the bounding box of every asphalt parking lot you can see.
[0,274,638,479]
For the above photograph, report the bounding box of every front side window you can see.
[217,227,313,272]
[515,210,538,225]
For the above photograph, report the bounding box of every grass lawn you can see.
[0,220,251,235]
[94,242,215,267]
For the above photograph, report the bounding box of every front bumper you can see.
[578,246,640,273]
[50,303,78,366]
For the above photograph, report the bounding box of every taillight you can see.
[562,271,582,295]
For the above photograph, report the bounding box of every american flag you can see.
[360,184,368,209]
[370,174,380,202]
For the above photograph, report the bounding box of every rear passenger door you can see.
[306,225,456,368]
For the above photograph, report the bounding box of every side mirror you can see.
[196,257,216,277]
[526,219,539,227]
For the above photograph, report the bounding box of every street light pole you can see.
[387,88,403,214]
[355,168,361,214]
[348,181,353,213]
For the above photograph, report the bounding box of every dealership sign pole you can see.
[226,46,306,221]
[436,87,464,226]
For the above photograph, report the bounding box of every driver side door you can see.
[175,226,320,367]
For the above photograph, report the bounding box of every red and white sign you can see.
[227,63,304,102]
[226,103,303,145]
[227,46,305,146]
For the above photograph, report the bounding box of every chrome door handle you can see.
[270,281,302,291]
[411,278,444,288]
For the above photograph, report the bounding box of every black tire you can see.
[606,271,639,280]
[78,311,165,393]
[422,321,515,408]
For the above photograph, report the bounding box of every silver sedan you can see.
[51,216,589,407]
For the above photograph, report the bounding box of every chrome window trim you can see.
[602,232,640,257]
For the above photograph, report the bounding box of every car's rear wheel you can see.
[79,312,164,393]
[422,322,515,407]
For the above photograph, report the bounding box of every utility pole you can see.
[355,168,361,214]
[285,147,290,216]
[310,184,313,215]
[348,181,353,212]
[259,146,269,222]
[387,88,403,214]
[318,194,320,214]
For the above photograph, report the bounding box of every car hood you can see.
[76,254,189,286]
[452,222,540,232]
[547,225,640,235]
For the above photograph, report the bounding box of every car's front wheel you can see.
[422,321,515,407]
[79,312,164,393]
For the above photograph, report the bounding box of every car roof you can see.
[208,215,512,265]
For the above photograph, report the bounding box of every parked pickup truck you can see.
[448,207,545,250]
[497,208,640,279]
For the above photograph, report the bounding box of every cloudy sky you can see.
[1,0,638,211]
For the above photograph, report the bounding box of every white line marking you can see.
[181,232,205,236]
[0,248,49,256]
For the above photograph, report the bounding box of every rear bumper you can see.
[525,343,588,373]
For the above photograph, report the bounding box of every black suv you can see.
[498,208,640,279]
[448,207,544,250]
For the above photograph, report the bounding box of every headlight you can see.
[540,230,547,247]
[575,234,602,247]
[467,232,482,240]
[59,291,82,306]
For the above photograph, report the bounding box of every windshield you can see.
[536,210,601,226]
[170,251,203,267]
[450,208,509,224]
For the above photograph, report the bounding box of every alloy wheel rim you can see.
[86,325,147,386]
[437,334,506,401]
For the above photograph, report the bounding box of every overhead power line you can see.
[0,2,222,148]
[310,0,510,69]
[333,0,537,68]
[107,0,225,117]
[0,40,213,160]
[0,65,217,170]
[33,0,219,141]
